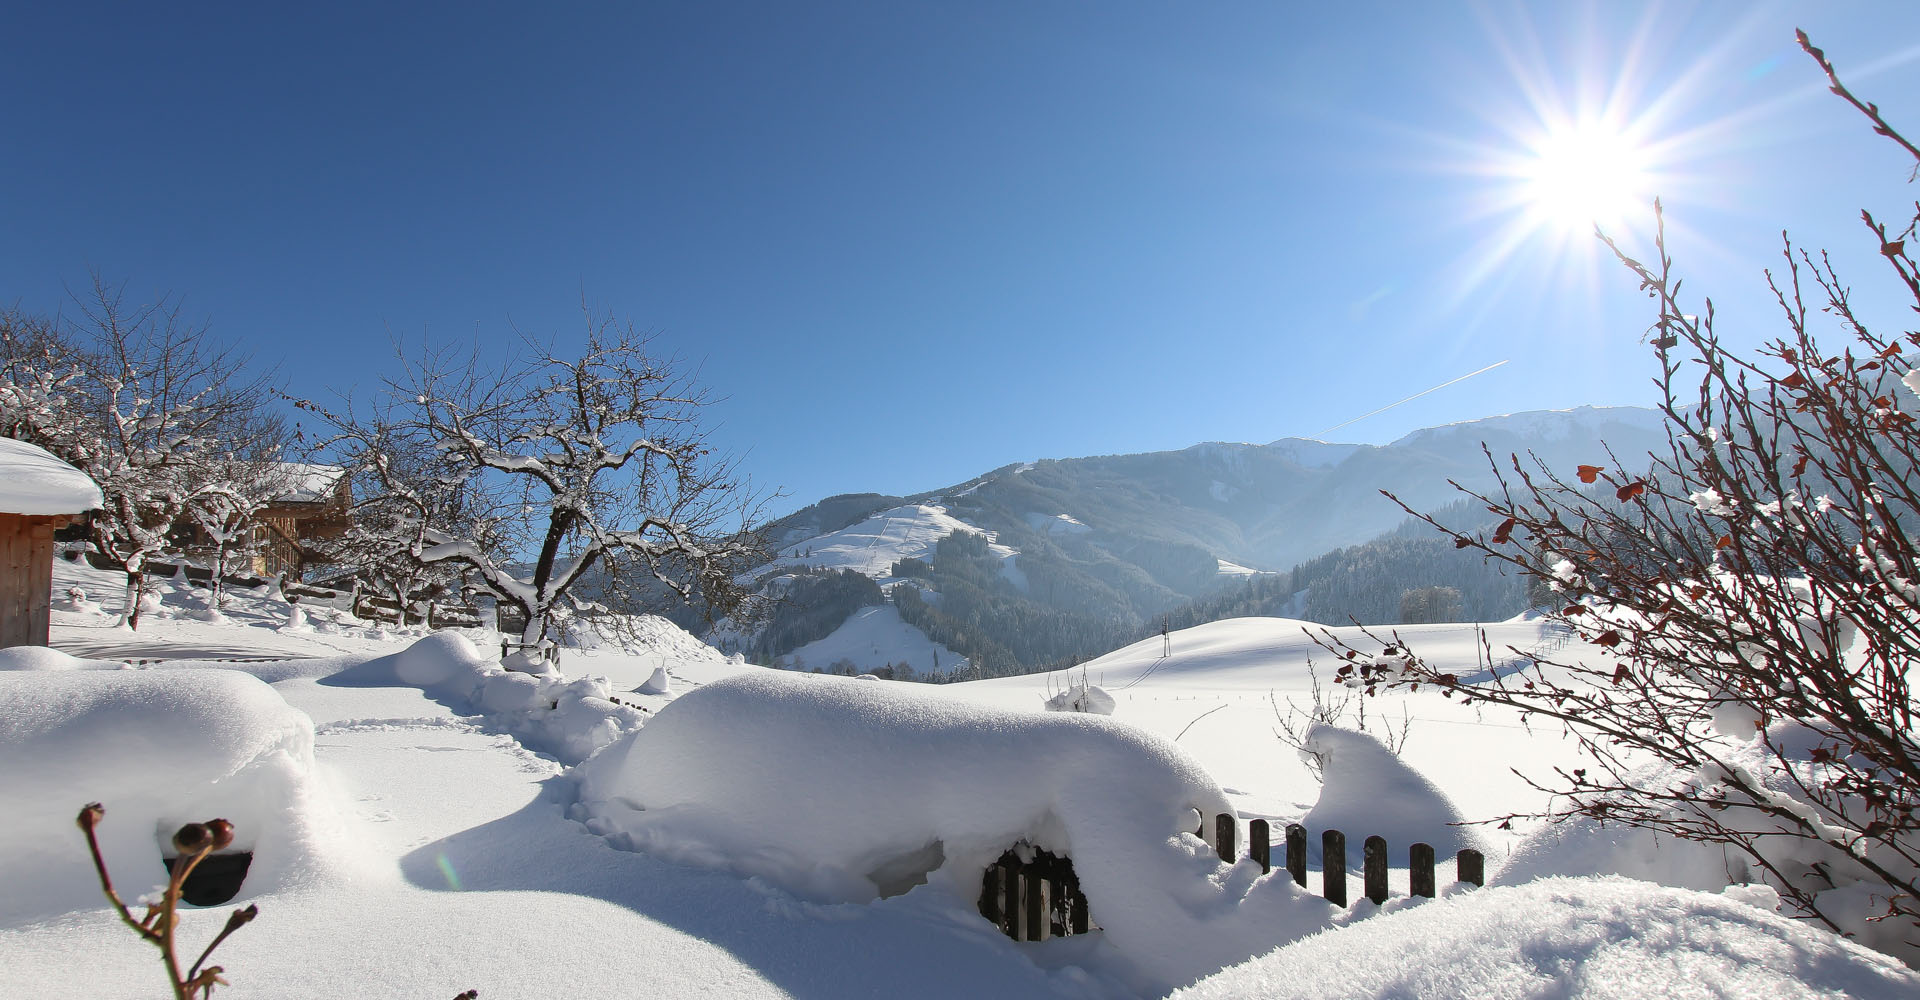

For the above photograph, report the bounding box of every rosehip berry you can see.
[206,818,235,850]
[173,822,212,854]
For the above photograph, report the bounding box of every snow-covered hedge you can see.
[1299,724,1488,868]
[1495,719,1920,962]
[0,670,319,925]
[1173,877,1920,1000]
[323,632,646,764]
[572,670,1340,987]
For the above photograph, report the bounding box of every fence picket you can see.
[1410,842,1435,898]
[1250,818,1271,874]
[1322,830,1347,906]
[1025,871,1048,941]
[1214,813,1236,863]
[1364,836,1388,904]
[1286,824,1307,888]
[1457,848,1485,887]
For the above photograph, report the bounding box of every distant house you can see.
[0,439,102,646]
[250,464,351,578]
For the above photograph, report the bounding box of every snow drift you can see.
[1172,876,1920,1000]
[572,670,1340,988]
[322,631,646,764]
[1299,723,1487,868]
[0,669,320,925]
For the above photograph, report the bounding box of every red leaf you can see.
[1879,343,1902,358]
[1780,371,1807,389]
[1454,536,1473,549]
[1716,535,1733,549]
[1791,455,1808,477]
[1562,604,1587,616]
[1491,517,1518,544]
[1616,480,1646,502]
[1594,630,1623,647]
[1577,464,1604,484]
[1884,240,1907,258]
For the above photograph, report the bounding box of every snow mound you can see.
[322,633,643,764]
[0,670,320,925]
[1172,877,1920,1000]
[0,646,119,671]
[572,670,1340,988]
[1042,683,1116,715]
[1494,720,1919,962]
[0,437,102,514]
[1300,724,1487,867]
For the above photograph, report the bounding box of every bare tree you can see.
[1325,34,1920,959]
[1,276,284,627]
[301,309,765,648]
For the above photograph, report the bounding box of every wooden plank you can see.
[1214,813,1236,863]
[979,865,1002,929]
[1322,829,1347,906]
[28,523,53,645]
[1458,848,1485,887]
[1286,824,1307,887]
[1364,835,1388,904]
[1004,864,1022,939]
[1069,878,1089,934]
[1410,842,1436,898]
[1025,869,1047,942]
[1250,818,1271,874]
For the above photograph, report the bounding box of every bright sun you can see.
[1519,120,1653,236]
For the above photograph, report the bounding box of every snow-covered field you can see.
[3,559,1915,998]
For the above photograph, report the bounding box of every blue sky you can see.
[6,2,1919,517]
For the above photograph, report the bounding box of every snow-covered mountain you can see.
[729,405,1666,677]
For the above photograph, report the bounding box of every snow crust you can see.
[573,669,1340,988]
[0,437,102,514]
[1174,877,1920,1000]
[0,669,320,925]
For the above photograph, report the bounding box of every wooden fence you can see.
[978,846,1090,942]
[977,817,1486,943]
[1205,814,1484,907]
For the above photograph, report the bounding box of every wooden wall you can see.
[0,514,59,648]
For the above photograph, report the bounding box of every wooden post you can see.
[1364,836,1388,904]
[1004,864,1022,939]
[980,865,1003,929]
[1322,829,1347,906]
[1070,880,1089,934]
[1410,842,1436,898]
[1214,813,1236,863]
[1457,848,1485,887]
[1250,818,1271,874]
[1286,823,1307,887]
[1025,869,1048,942]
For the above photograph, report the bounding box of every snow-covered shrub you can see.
[0,670,321,926]
[1335,38,1920,961]
[1042,682,1115,715]
[571,670,1341,988]
[323,632,644,764]
[1173,877,1920,1000]
[1298,724,1486,869]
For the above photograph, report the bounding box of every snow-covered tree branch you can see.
[299,310,766,646]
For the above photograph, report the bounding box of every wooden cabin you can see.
[250,464,352,578]
[0,439,102,647]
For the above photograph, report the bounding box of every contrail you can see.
[1312,359,1510,438]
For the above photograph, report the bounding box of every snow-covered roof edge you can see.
[0,439,102,515]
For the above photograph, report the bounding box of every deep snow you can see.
[3,559,1914,998]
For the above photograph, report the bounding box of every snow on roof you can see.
[1173,877,1920,1000]
[573,670,1341,987]
[0,438,101,515]
[273,462,345,503]
[0,669,319,926]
